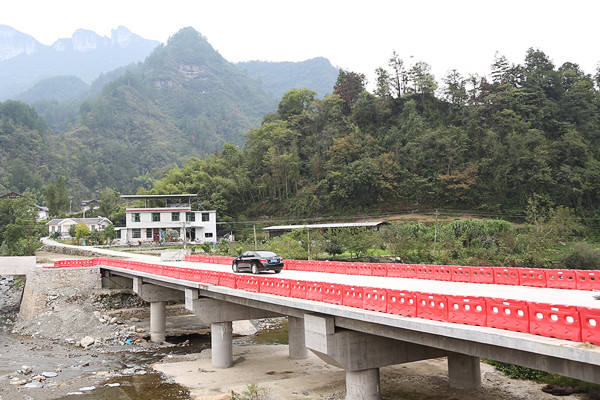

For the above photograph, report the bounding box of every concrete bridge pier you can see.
[133,277,184,342]
[448,352,481,389]
[185,289,281,368]
[305,314,447,400]
[288,316,309,359]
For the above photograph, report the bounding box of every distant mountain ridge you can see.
[0,25,160,99]
[237,57,339,100]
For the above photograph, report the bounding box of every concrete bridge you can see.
[85,257,600,400]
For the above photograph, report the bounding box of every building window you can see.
[57,226,61,233]
[186,212,195,222]
[205,232,213,238]
[146,229,153,239]
[132,213,140,222]
[202,212,210,222]
[51,226,55,232]
[152,213,160,222]
[91,225,96,231]
[132,229,141,239]
[171,212,180,222]
[116,230,121,239]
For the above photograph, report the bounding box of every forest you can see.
[150,49,600,224]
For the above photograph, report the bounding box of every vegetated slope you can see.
[14,76,90,103]
[55,27,276,195]
[150,50,600,220]
[237,57,339,100]
[0,101,51,194]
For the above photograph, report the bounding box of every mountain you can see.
[236,57,339,100]
[49,27,276,194]
[0,25,160,100]
[14,76,89,103]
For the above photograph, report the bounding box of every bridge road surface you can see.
[42,238,600,397]
[42,237,599,309]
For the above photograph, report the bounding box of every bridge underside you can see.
[101,268,600,400]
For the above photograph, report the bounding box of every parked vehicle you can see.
[232,251,284,274]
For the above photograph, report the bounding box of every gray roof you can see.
[46,217,112,225]
[263,221,387,231]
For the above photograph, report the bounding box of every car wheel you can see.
[251,262,259,275]
[274,269,281,273]
[232,262,239,273]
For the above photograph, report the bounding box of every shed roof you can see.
[263,221,387,231]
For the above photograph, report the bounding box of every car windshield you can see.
[255,251,277,258]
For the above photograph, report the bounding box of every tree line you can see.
[150,48,600,227]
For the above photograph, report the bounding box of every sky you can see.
[4,0,600,87]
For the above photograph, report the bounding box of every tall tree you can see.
[333,69,366,114]
[45,176,70,217]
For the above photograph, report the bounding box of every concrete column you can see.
[448,353,481,389]
[150,301,167,343]
[346,368,381,400]
[211,321,233,368]
[288,316,309,359]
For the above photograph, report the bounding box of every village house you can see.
[117,194,217,245]
[46,217,112,239]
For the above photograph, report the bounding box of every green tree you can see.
[45,176,70,217]
[0,197,40,256]
[98,187,121,220]
[75,223,90,242]
[277,89,316,121]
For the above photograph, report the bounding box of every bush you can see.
[560,242,600,270]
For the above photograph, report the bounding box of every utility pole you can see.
[253,225,258,250]
[433,210,439,254]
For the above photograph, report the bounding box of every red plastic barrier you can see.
[451,266,472,283]
[494,267,520,286]
[357,263,372,276]
[371,263,388,277]
[218,272,237,288]
[387,264,417,278]
[447,295,487,326]
[578,307,600,346]
[201,271,220,285]
[342,286,364,308]
[283,260,298,271]
[545,269,577,290]
[322,283,344,305]
[518,268,547,288]
[363,288,387,312]
[386,290,417,317]
[290,280,308,299]
[416,292,448,322]
[575,270,600,291]
[345,263,360,275]
[306,282,323,301]
[274,279,291,297]
[307,260,325,273]
[236,275,260,292]
[470,267,495,284]
[415,265,436,280]
[164,266,181,279]
[326,261,346,274]
[528,303,581,342]
[486,298,529,333]
[260,277,278,295]
[434,265,453,281]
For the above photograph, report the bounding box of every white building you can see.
[117,194,217,245]
[46,217,112,238]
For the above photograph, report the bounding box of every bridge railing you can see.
[47,258,600,346]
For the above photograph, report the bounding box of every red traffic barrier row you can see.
[236,258,600,292]
[185,255,235,265]
[48,258,600,346]
[51,257,600,292]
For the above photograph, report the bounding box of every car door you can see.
[238,251,254,270]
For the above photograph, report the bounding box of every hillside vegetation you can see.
[150,49,600,224]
